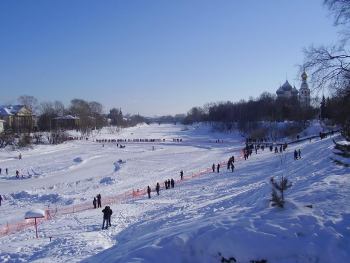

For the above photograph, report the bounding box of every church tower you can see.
[299,70,311,107]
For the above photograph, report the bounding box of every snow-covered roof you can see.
[0,106,13,116]
[54,115,80,120]
[24,209,45,219]
[0,105,29,116]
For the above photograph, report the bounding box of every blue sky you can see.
[0,0,339,115]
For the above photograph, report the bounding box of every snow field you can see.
[0,124,349,263]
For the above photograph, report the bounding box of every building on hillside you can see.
[0,105,35,133]
[0,120,4,133]
[276,71,311,107]
[52,115,80,130]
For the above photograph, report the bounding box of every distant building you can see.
[53,115,80,130]
[276,71,311,107]
[0,105,35,132]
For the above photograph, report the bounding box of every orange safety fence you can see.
[0,156,246,239]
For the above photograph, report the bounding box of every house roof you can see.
[54,115,80,120]
[0,105,28,116]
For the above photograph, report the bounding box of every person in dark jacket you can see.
[93,197,97,209]
[156,182,160,195]
[97,194,102,208]
[170,178,175,188]
[16,170,19,178]
[298,149,301,159]
[217,163,220,173]
[164,180,168,189]
[147,186,151,199]
[0,194,2,206]
[102,206,112,229]
[180,170,184,180]
[212,163,215,172]
[294,149,298,160]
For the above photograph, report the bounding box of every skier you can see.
[97,194,102,208]
[212,163,215,173]
[93,197,97,209]
[5,168,8,175]
[0,194,2,206]
[147,186,151,199]
[16,170,19,178]
[298,149,301,159]
[19,153,22,160]
[180,170,184,180]
[156,182,160,195]
[170,178,175,188]
[217,163,220,173]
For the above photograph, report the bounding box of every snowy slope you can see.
[0,124,349,263]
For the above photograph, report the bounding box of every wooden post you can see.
[34,218,38,238]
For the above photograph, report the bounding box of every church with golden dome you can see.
[276,71,311,107]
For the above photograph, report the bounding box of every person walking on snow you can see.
[97,194,102,208]
[212,163,215,173]
[102,206,112,229]
[16,170,19,178]
[180,170,184,180]
[298,149,301,159]
[217,163,220,173]
[147,186,151,199]
[231,163,235,172]
[93,197,97,209]
[0,194,2,206]
[5,168,8,175]
[170,178,175,188]
[294,150,298,160]
[156,182,160,195]
[167,179,171,189]
[164,180,168,189]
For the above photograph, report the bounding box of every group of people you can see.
[0,168,9,175]
[102,206,113,229]
[146,171,185,199]
[92,194,111,230]
[93,194,102,209]
[96,138,166,143]
[0,168,23,179]
[294,149,302,160]
[212,163,221,173]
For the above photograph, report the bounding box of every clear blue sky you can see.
[0,0,338,116]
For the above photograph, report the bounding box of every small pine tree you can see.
[270,176,292,208]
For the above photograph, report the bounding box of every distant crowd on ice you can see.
[95,138,183,143]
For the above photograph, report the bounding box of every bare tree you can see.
[18,95,38,112]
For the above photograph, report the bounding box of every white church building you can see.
[276,71,311,107]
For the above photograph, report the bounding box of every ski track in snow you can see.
[0,123,349,263]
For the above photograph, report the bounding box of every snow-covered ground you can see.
[0,124,349,263]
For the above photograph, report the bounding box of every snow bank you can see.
[24,209,45,219]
